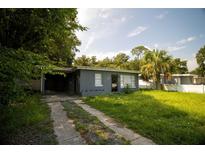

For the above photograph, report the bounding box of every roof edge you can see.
[76,66,139,74]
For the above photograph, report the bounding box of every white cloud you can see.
[167,46,186,52]
[176,36,196,45]
[127,26,148,37]
[154,43,159,49]
[155,11,168,20]
[84,35,95,52]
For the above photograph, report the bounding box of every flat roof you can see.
[160,74,198,77]
[54,66,138,74]
[76,66,139,74]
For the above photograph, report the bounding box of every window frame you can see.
[95,73,103,87]
[120,74,136,88]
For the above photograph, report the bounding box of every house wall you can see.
[181,76,193,84]
[163,76,194,85]
[79,70,138,96]
[30,79,41,91]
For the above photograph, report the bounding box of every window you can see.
[120,75,136,88]
[95,73,103,87]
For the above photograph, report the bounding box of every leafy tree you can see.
[0,9,85,66]
[112,53,130,69]
[196,45,205,77]
[190,67,202,75]
[97,57,114,68]
[90,56,98,66]
[74,55,92,66]
[131,45,149,60]
[0,9,85,104]
[170,58,188,74]
[126,58,141,71]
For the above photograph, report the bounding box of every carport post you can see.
[40,74,45,94]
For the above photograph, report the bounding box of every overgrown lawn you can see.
[0,94,57,144]
[84,90,205,144]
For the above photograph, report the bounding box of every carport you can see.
[44,68,80,95]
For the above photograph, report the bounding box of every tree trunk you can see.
[155,80,161,90]
[155,74,161,90]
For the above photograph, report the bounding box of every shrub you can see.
[123,84,132,94]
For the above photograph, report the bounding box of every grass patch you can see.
[0,94,57,145]
[84,90,205,145]
[62,101,129,145]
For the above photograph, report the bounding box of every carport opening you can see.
[44,73,79,95]
[45,74,67,92]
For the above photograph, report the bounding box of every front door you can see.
[111,74,118,92]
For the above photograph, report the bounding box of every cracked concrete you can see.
[45,95,86,145]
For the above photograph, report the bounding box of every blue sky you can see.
[76,9,205,71]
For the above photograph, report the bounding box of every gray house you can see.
[33,66,139,96]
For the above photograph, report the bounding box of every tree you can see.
[97,57,114,68]
[0,9,86,66]
[170,58,188,74]
[90,56,98,66]
[73,55,92,66]
[196,45,205,77]
[140,49,172,89]
[113,53,130,69]
[131,45,149,60]
[0,9,85,104]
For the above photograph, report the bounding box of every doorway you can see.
[111,74,118,92]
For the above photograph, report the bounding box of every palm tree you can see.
[140,49,172,89]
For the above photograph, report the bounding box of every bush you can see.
[123,84,132,94]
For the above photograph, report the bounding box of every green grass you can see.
[62,101,129,145]
[84,90,205,145]
[0,94,57,145]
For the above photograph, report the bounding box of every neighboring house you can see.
[161,74,205,93]
[161,74,198,85]
[31,66,139,96]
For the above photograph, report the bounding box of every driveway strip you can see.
[44,95,86,145]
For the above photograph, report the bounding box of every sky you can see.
[76,8,205,71]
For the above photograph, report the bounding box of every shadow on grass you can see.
[85,92,205,145]
[0,94,57,145]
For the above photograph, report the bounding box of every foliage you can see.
[123,84,132,94]
[131,45,150,59]
[196,45,205,77]
[140,49,172,89]
[0,9,85,104]
[0,9,85,65]
[0,93,57,144]
[170,58,188,74]
[74,53,140,71]
[74,55,95,66]
[85,90,205,144]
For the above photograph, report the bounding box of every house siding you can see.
[79,69,138,96]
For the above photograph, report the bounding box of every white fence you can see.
[163,84,205,94]
[139,80,154,89]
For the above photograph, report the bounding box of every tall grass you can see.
[85,90,205,144]
[0,94,57,144]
